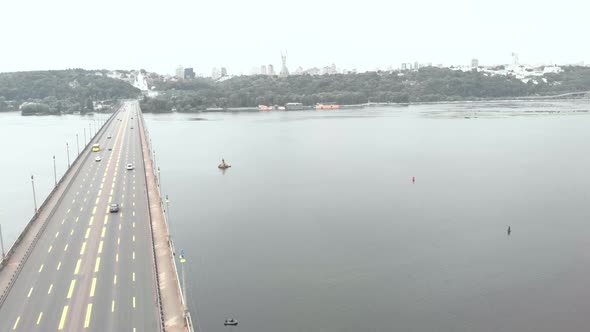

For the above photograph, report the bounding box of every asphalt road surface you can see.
[0,102,159,331]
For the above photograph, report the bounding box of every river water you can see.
[2,100,590,332]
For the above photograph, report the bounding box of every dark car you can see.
[109,203,119,213]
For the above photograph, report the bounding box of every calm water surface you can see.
[2,100,590,332]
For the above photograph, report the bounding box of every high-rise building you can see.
[414,61,420,70]
[260,65,267,75]
[401,63,407,71]
[279,52,289,77]
[221,67,227,77]
[184,68,195,79]
[267,64,275,76]
[175,66,184,79]
[471,58,479,68]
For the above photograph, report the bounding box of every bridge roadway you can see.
[0,103,160,331]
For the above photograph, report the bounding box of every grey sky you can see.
[2,0,588,75]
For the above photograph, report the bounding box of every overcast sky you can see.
[1,0,588,75]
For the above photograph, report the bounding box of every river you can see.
[2,100,590,332]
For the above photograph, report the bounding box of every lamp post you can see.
[76,134,80,155]
[157,167,161,190]
[31,175,38,214]
[53,155,57,186]
[84,128,87,145]
[66,142,70,168]
[0,223,5,261]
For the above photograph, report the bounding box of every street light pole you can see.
[53,155,57,186]
[66,142,70,168]
[84,128,87,145]
[31,175,38,214]
[0,223,5,261]
[76,134,80,155]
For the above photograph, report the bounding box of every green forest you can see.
[0,69,140,114]
[141,66,590,112]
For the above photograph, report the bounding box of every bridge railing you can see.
[0,109,118,308]
[138,106,195,332]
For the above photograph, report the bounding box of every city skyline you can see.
[1,0,589,75]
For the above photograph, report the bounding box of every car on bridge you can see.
[126,163,134,170]
[95,156,101,162]
[109,203,119,213]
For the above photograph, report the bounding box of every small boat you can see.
[218,162,231,169]
[224,318,238,326]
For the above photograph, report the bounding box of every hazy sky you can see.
[1,0,588,75]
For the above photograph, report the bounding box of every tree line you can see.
[141,66,590,112]
[0,69,140,114]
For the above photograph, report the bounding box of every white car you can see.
[126,163,134,170]
[95,156,102,162]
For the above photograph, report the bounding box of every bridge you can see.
[0,101,193,331]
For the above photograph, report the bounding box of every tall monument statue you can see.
[280,51,289,77]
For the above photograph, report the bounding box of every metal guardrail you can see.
[138,107,195,332]
[0,109,118,308]
[137,106,166,332]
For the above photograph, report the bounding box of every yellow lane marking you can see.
[94,257,101,272]
[132,272,135,282]
[98,189,102,195]
[133,211,135,217]
[90,277,97,297]
[132,251,135,260]
[109,196,112,203]
[67,208,71,213]
[132,222,135,228]
[75,217,79,223]
[101,227,106,238]
[57,262,62,271]
[70,229,74,235]
[87,190,90,194]
[80,242,87,255]
[72,199,76,204]
[133,202,135,207]
[48,284,53,294]
[133,193,135,198]
[83,197,87,203]
[98,241,104,253]
[80,207,83,212]
[64,244,68,251]
[110,189,114,195]
[133,296,136,308]
[112,300,115,312]
[55,231,59,238]
[38,264,44,272]
[119,224,121,231]
[75,259,82,274]
[84,303,93,328]
[104,215,109,224]
[116,253,119,262]
[67,280,76,299]
[100,183,104,189]
[12,316,20,330]
[89,216,94,225]
[48,245,52,253]
[58,306,69,330]
[133,235,135,242]
[61,219,65,225]
[122,194,125,199]
[36,312,43,325]
[95,198,100,204]
[92,206,97,215]
[114,274,117,285]
[85,228,91,239]
[27,287,33,297]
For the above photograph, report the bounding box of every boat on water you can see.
[218,159,231,169]
[315,103,340,110]
[224,318,238,326]
[258,105,273,111]
[285,102,304,110]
